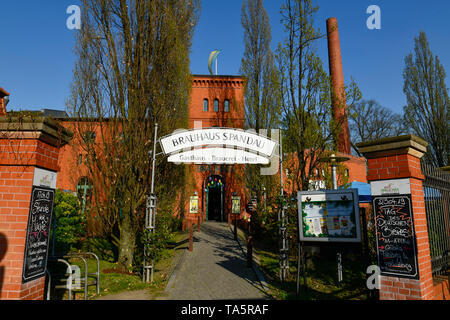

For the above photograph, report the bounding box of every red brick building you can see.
[55,75,250,225]
[52,73,367,228]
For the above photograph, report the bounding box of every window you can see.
[214,99,219,112]
[77,177,93,214]
[78,154,83,165]
[203,99,209,112]
[224,100,230,112]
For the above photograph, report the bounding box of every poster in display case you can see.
[297,189,361,242]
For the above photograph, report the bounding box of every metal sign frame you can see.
[297,189,361,243]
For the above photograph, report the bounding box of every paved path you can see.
[166,221,270,300]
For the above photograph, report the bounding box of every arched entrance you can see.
[204,175,225,221]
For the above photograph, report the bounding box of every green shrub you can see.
[52,189,87,254]
[133,210,181,273]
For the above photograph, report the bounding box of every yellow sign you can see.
[189,196,199,214]
[231,196,241,214]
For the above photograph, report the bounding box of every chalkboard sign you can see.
[373,194,419,279]
[22,186,55,283]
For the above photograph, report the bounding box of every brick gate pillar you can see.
[0,116,72,300]
[357,135,434,300]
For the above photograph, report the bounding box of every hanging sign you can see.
[297,189,361,242]
[160,128,277,164]
[371,178,419,279]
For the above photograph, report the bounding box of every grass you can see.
[252,236,379,300]
[47,230,190,300]
[48,226,378,300]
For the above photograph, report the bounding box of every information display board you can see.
[22,186,55,283]
[297,189,361,242]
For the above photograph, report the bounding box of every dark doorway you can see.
[206,175,225,221]
[208,187,221,221]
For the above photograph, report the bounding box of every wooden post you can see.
[234,214,237,240]
[189,223,193,252]
[247,236,253,268]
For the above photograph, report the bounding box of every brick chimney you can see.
[326,17,351,155]
[0,86,10,116]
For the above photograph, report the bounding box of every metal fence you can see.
[421,162,450,276]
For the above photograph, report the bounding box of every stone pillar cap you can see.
[355,134,428,159]
[0,115,73,147]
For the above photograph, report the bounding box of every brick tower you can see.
[326,17,351,155]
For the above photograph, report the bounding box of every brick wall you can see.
[379,276,422,300]
[0,118,72,300]
[0,166,49,300]
[357,135,436,300]
[366,154,424,181]
[0,137,60,171]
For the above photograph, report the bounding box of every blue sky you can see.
[1,1,449,116]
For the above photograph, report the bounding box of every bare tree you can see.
[349,99,407,145]
[67,0,200,271]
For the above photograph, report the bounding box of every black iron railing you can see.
[421,161,450,276]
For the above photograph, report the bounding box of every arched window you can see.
[77,177,93,214]
[224,100,230,112]
[214,99,219,112]
[203,99,209,112]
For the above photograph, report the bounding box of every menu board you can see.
[297,189,361,242]
[22,186,55,283]
[373,195,419,279]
